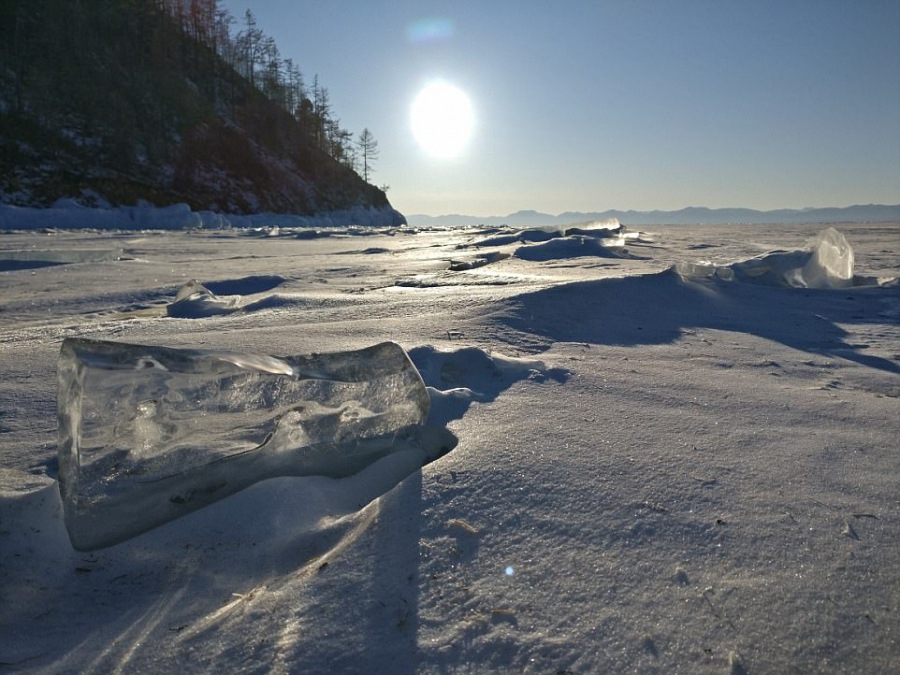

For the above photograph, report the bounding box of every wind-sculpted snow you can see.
[57,339,445,550]
[514,235,636,261]
[676,227,866,288]
[473,218,625,248]
[410,345,569,426]
[448,251,510,271]
[464,219,648,262]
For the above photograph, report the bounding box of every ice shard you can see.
[167,279,242,317]
[676,227,856,289]
[58,339,434,551]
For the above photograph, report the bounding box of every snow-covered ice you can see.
[1,215,898,673]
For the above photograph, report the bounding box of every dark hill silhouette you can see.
[0,0,396,218]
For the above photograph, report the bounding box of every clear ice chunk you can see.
[802,227,854,288]
[58,339,433,551]
[676,228,855,289]
[167,279,241,317]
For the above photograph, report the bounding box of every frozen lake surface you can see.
[1,220,898,673]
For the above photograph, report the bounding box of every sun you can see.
[411,81,474,159]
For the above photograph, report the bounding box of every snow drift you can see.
[462,218,647,262]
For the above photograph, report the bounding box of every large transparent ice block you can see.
[58,339,432,551]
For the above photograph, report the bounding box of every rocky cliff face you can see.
[0,0,399,220]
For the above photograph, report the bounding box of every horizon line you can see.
[405,203,900,218]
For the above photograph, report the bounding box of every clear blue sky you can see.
[221,1,900,216]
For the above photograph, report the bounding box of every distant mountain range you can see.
[407,204,900,228]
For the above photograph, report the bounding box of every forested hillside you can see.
[0,0,394,216]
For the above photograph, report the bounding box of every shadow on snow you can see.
[499,268,900,375]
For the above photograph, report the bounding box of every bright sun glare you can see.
[411,82,474,159]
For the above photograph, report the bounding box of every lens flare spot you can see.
[411,81,474,159]
[406,17,455,44]
[505,566,515,577]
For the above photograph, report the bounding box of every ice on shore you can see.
[58,339,438,550]
[0,201,406,231]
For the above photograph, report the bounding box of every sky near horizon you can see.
[221,1,900,217]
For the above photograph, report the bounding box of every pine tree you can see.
[356,127,379,183]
